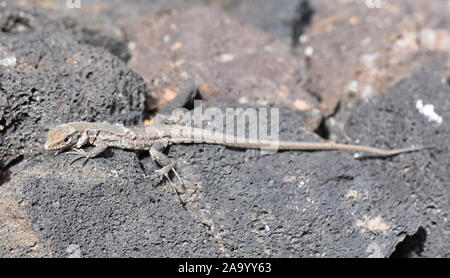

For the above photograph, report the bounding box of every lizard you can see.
[44,121,421,195]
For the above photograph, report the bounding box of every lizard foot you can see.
[66,149,90,165]
[153,163,184,203]
[65,145,107,166]
[153,163,183,185]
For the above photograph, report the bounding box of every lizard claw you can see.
[172,169,183,187]
[153,163,183,186]
[69,155,90,165]
[153,163,175,180]
[66,148,87,156]
[66,148,90,165]
[152,163,185,203]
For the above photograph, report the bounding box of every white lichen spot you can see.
[366,242,383,258]
[163,34,170,43]
[0,45,16,67]
[299,34,309,44]
[356,215,390,233]
[346,80,359,95]
[419,29,437,47]
[304,46,314,57]
[393,31,418,50]
[361,84,375,98]
[293,99,311,111]
[169,23,178,31]
[66,244,82,258]
[216,53,235,63]
[345,189,358,199]
[0,56,16,66]
[282,175,297,183]
[360,52,379,72]
[416,99,443,126]
[128,41,136,50]
[264,45,274,52]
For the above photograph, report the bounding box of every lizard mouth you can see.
[44,141,58,151]
[44,144,54,150]
[44,141,74,151]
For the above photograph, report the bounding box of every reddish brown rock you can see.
[297,0,450,115]
[122,6,322,129]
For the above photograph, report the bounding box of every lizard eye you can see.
[64,137,72,143]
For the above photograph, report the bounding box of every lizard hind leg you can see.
[153,162,183,203]
[149,139,184,197]
[153,162,183,185]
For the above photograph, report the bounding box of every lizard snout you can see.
[44,139,54,150]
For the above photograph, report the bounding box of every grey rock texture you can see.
[152,98,423,257]
[344,68,450,257]
[14,150,220,258]
[0,1,448,258]
[12,93,427,257]
[0,5,147,257]
[4,68,448,257]
[0,5,146,165]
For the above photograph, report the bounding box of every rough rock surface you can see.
[122,6,321,129]
[0,6,147,166]
[145,97,423,257]
[296,0,450,114]
[9,93,426,257]
[0,5,147,257]
[0,1,449,258]
[13,151,220,258]
[343,68,450,257]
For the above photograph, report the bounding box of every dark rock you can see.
[211,0,305,39]
[1,1,448,258]
[0,7,147,164]
[11,68,445,257]
[344,68,450,257]
[16,150,219,257]
[153,97,422,257]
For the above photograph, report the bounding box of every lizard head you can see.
[44,124,79,151]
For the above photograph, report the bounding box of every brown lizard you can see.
[44,120,420,173]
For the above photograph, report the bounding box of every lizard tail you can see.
[223,140,421,156]
[174,127,421,156]
[276,142,422,156]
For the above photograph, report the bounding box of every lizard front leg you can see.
[67,144,108,165]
